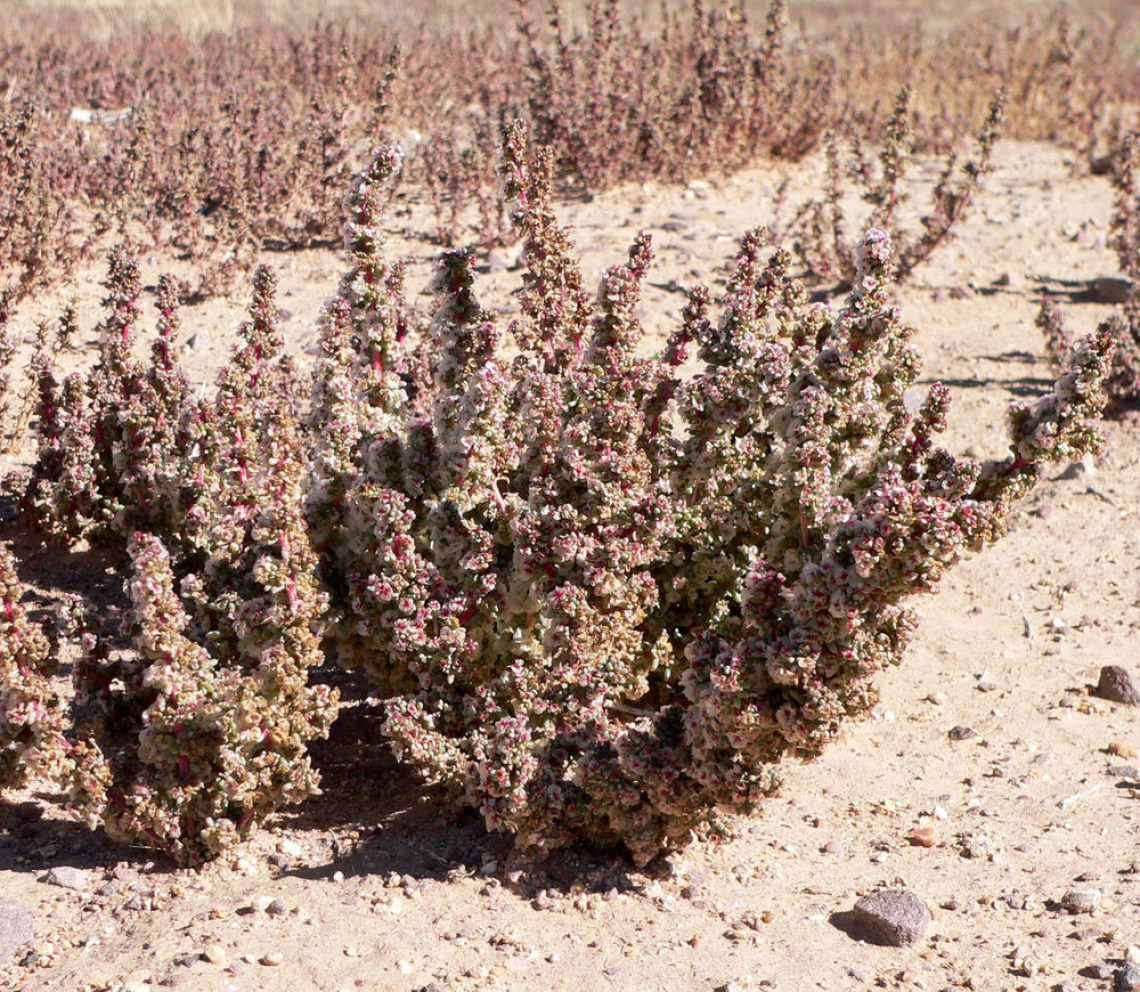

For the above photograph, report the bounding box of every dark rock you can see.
[1090,154,1115,176]
[0,899,35,962]
[1107,764,1140,779]
[1116,961,1140,992]
[851,889,931,946]
[43,866,91,891]
[1096,666,1140,706]
[948,725,979,741]
[1095,277,1136,305]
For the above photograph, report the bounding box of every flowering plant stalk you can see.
[309,125,1113,864]
[17,251,202,547]
[794,86,1005,286]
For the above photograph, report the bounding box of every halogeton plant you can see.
[61,265,339,865]
[308,125,1113,865]
[1037,128,1140,408]
[793,86,1006,286]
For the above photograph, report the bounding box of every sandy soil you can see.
[2,138,1140,992]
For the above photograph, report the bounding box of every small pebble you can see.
[948,725,979,741]
[1061,888,1101,914]
[202,945,226,965]
[42,866,91,892]
[260,951,283,967]
[909,827,937,848]
[1108,741,1139,759]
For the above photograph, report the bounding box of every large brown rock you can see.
[0,898,34,962]
[1096,666,1140,706]
[852,889,930,946]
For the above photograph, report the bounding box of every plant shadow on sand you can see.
[276,663,667,898]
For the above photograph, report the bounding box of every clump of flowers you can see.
[308,125,1113,865]
[66,523,335,865]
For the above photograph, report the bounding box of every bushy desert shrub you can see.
[308,126,1113,865]
[1110,130,1140,283]
[16,251,200,545]
[517,0,829,190]
[8,257,338,863]
[63,340,337,862]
